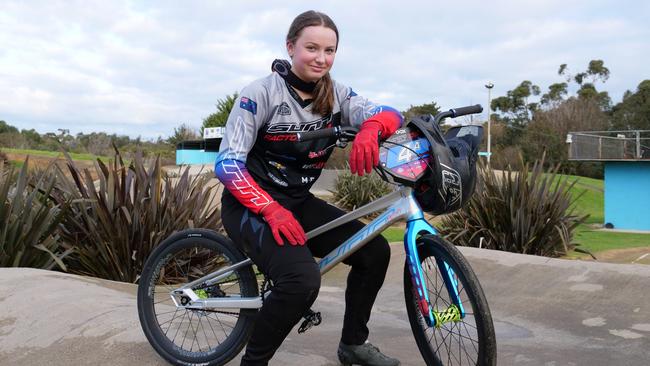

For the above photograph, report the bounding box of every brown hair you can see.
[287,10,339,116]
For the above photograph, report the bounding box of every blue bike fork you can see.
[404,217,466,328]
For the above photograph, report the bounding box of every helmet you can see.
[410,115,483,214]
[379,115,482,215]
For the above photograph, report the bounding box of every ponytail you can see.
[312,72,335,116]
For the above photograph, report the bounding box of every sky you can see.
[1,0,649,140]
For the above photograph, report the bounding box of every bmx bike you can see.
[137,105,497,365]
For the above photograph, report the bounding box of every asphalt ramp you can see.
[1,246,649,365]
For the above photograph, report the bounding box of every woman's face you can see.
[287,25,337,83]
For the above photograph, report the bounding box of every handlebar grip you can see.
[296,127,339,142]
[450,104,483,118]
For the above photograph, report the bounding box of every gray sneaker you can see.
[337,341,400,366]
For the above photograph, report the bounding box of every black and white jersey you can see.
[216,71,399,200]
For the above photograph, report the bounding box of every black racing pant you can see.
[221,190,391,366]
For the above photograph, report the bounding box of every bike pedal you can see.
[298,310,321,334]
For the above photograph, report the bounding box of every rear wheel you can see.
[404,235,496,365]
[137,229,258,366]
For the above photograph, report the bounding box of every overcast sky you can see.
[1,0,648,139]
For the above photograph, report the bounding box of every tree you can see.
[401,101,440,121]
[202,93,239,133]
[522,97,608,177]
[168,123,199,146]
[21,129,42,147]
[0,120,18,134]
[558,60,611,110]
[611,80,650,130]
[540,82,568,107]
[490,60,613,173]
[491,80,541,124]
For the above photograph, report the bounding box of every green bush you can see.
[0,159,70,269]
[332,168,392,213]
[441,157,587,257]
[325,145,351,169]
[54,150,222,283]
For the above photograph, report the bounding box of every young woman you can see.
[215,10,402,366]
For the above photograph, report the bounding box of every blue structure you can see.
[176,148,219,165]
[568,130,650,231]
[175,138,221,165]
[604,162,650,231]
[176,127,224,165]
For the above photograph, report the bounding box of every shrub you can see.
[441,157,587,257]
[0,159,70,270]
[332,168,393,213]
[325,145,351,169]
[54,149,222,283]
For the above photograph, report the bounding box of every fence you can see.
[567,130,650,161]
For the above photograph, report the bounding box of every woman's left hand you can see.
[349,122,381,176]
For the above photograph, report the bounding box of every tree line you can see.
[485,60,649,177]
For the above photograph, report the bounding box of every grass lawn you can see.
[573,226,650,253]
[382,227,404,243]
[566,175,604,224]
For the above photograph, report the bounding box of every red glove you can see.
[260,201,306,246]
[350,121,382,176]
[350,110,402,176]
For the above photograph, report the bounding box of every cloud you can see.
[0,0,648,138]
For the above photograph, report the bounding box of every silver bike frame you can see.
[177,184,437,322]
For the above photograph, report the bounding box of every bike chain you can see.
[195,308,242,316]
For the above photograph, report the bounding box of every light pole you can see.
[485,82,494,164]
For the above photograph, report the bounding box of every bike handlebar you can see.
[450,104,483,118]
[296,104,484,141]
[296,126,341,142]
[433,104,483,125]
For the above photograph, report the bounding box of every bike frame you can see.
[172,186,463,328]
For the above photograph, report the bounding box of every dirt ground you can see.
[578,246,650,265]
[6,152,106,180]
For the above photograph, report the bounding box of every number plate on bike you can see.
[379,127,431,183]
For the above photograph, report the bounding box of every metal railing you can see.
[567,130,650,161]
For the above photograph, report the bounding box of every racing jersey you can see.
[215,71,402,214]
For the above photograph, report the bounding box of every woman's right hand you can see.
[260,201,306,246]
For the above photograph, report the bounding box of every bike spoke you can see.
[416,252,484,365]
[144,242,255,359]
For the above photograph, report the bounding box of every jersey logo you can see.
[277,102,291,116]
[308,149,329,159]
[266,116,330,134]
[240,96,257,115]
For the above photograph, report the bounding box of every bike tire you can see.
[137,229,258,366]
[404,235,496,366]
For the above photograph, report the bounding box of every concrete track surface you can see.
[1,246,649,366]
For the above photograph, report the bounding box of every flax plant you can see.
[442,156,587,257]
[55,149,222,283]
[332,167,393,215]
[0,159,70,270]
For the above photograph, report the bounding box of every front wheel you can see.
[404,235,496,366]
[137,229,258,366]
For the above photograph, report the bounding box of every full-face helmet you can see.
[378,115,483,215]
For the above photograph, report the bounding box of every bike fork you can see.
[404,219,465,328]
